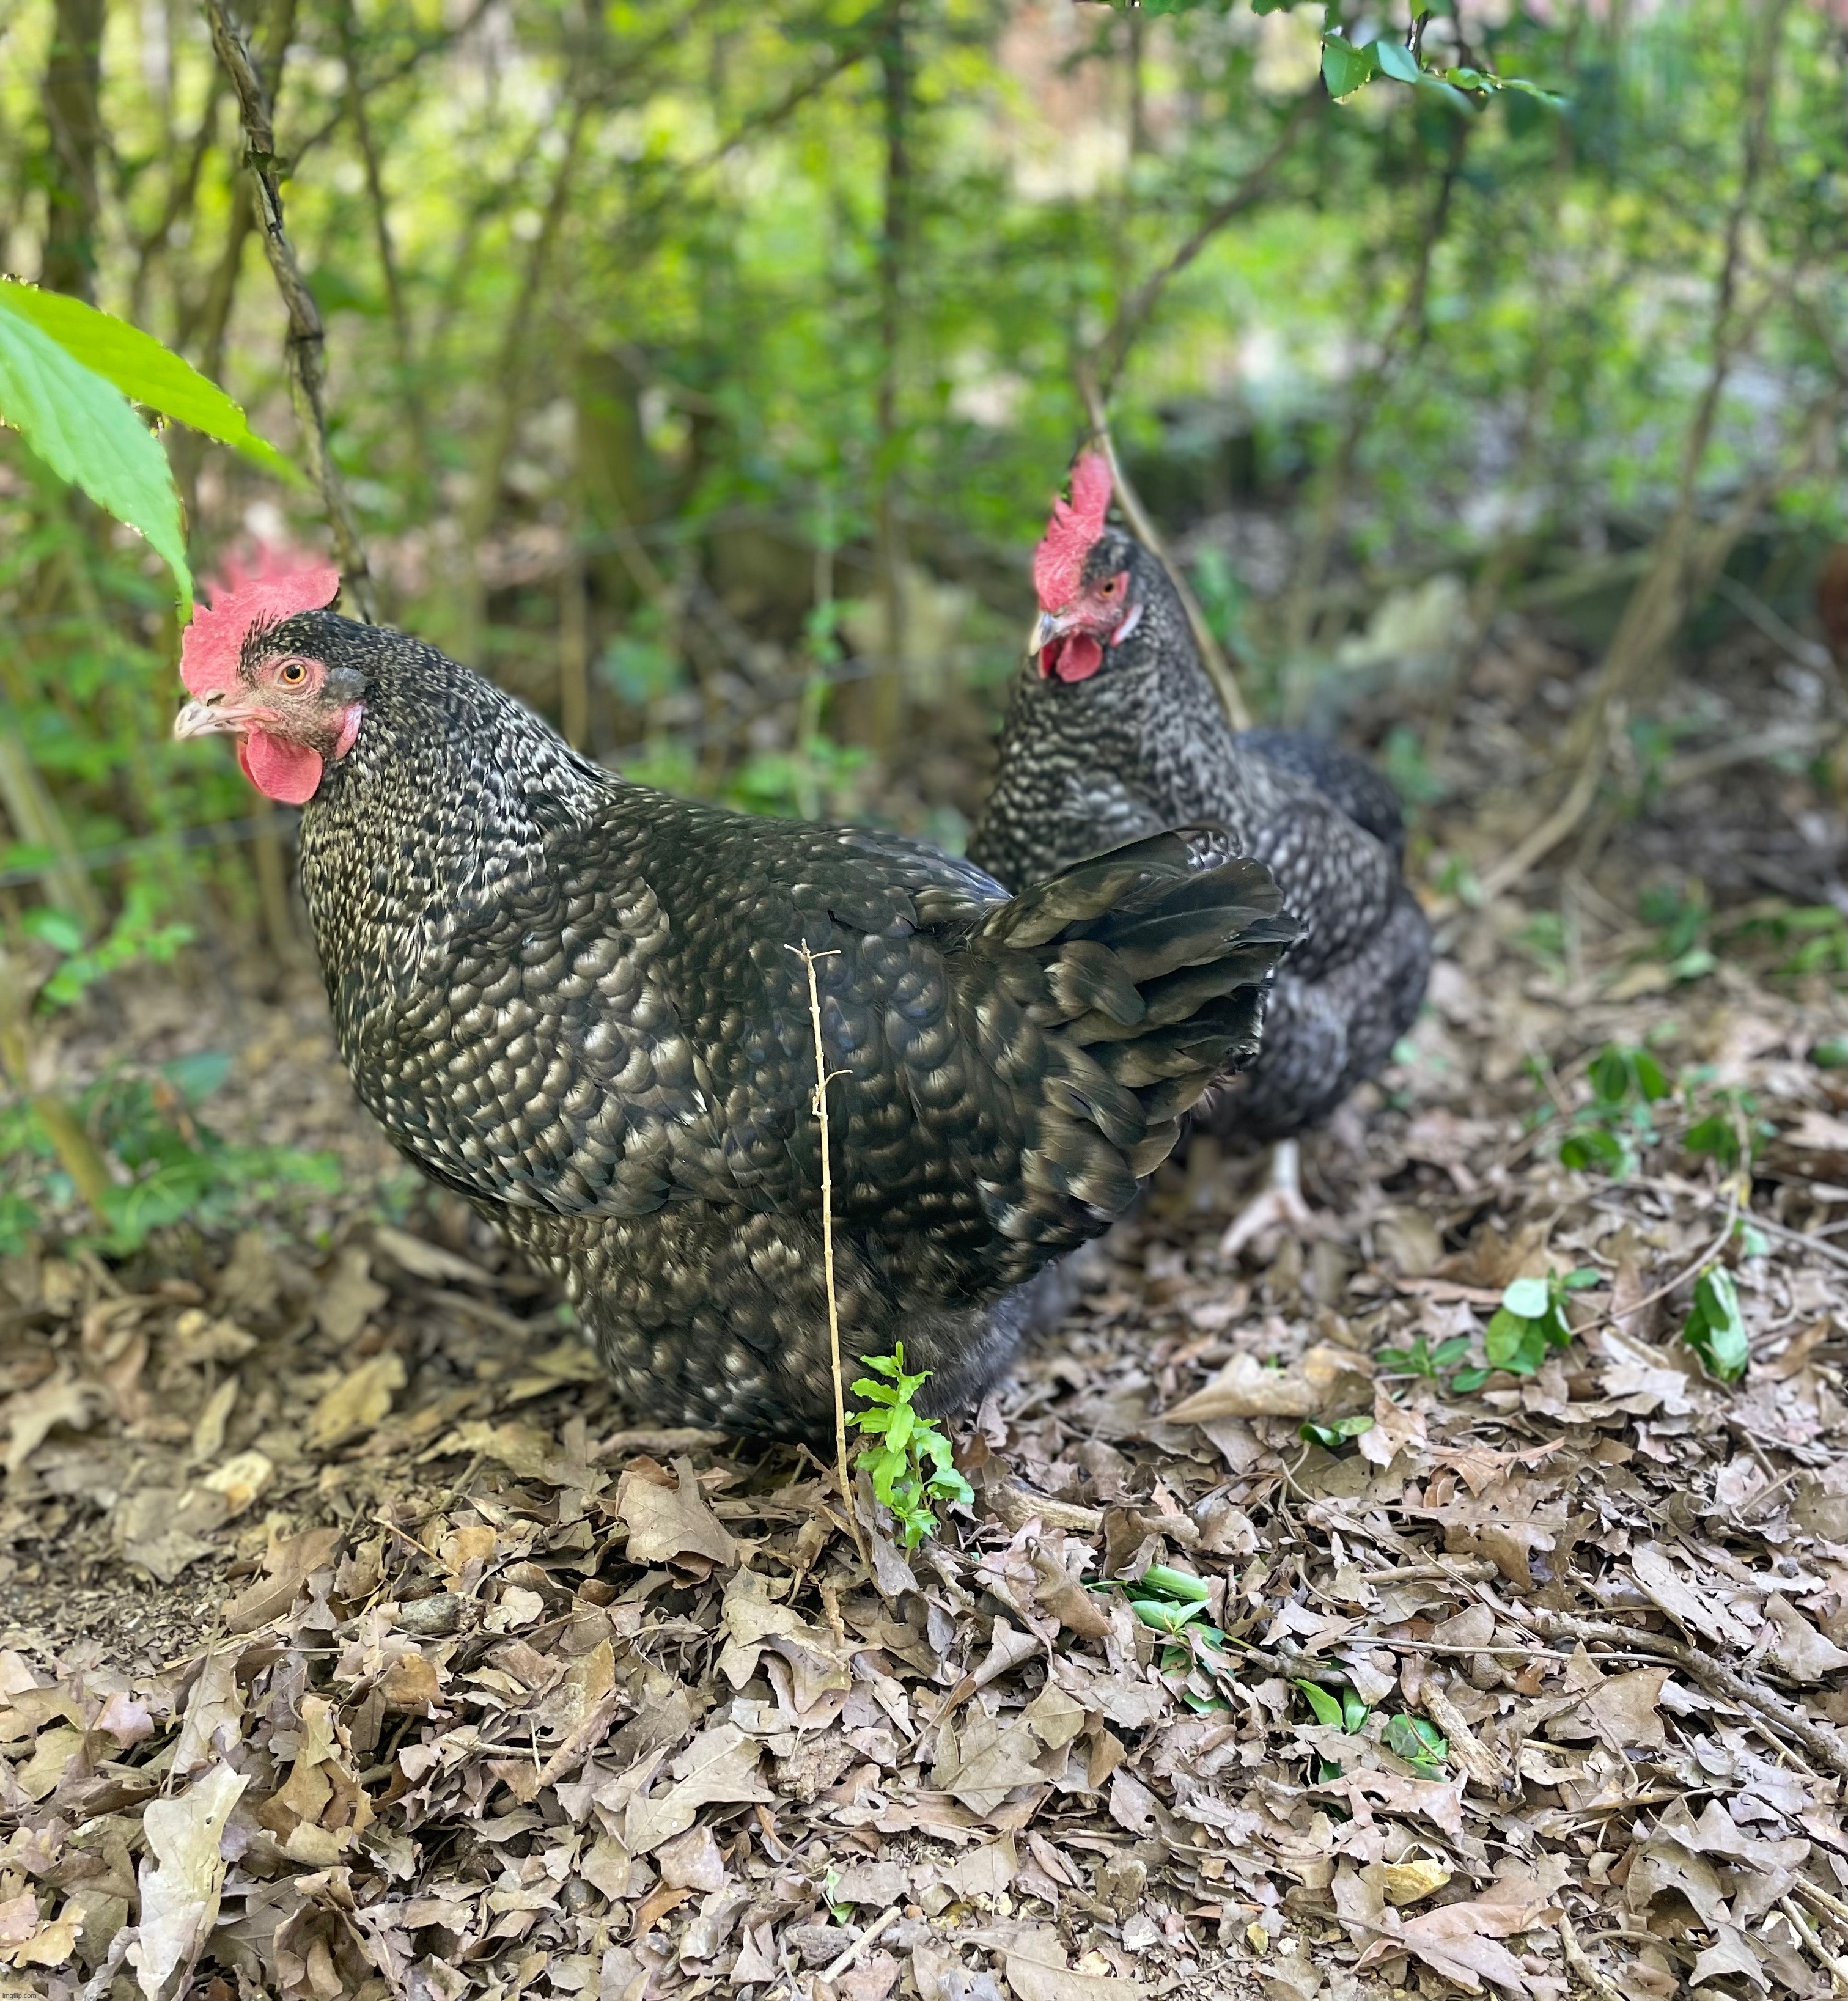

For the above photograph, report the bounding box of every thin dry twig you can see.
[1527,1609,1848,1780]
[1075,361,1253,731]
[790,942,871,1576]
[204,0,377,620]
[1781,1893,1848,1992]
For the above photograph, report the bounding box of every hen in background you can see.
[969,452,1432,1252]
[173,556,1294,1440]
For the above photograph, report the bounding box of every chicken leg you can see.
[1218,1137,1315,1258]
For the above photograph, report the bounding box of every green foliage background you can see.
[0,2,1841,1255]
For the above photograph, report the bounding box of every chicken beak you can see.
[174,695,248,741]
[1029,608,1080,656]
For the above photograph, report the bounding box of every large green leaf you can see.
[0,302,191,611]
[0,281,296,482]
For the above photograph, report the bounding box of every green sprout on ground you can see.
[1682,1265,1749,1384]
[1296,1679,1449,1784]
[1558,1043,1671,1175]
[849,1343,973,1550]
[1298,1412,1376,1452]
[1376,1268,1599,1397]
[1111,1564,1237,1717]
[1481,1269,1601,1382]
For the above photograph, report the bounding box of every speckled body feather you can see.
[264,616,1293,1439]
[970,531,1431,1142]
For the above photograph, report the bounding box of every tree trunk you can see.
[40,0,106,301]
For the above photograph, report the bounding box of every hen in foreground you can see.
[968,453,1432,1251]
[174,559,1295,1439]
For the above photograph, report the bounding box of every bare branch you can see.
[204,0,377,620]
[1091,84,1322,405]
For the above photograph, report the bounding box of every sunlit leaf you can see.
[1373,39,1422,84]
[0,279,297,480]
[1322,34,1378,100]
[1682,1265,1748,1384]
[0,299,191,611]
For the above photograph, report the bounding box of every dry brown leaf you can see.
[306,1351,407,1451]
[616,1455,738,1569]
[127,1764,248,2001]
[1354,1890,1558,1996]
[623,1723,767,1852]
[1163,1343,1371,1423]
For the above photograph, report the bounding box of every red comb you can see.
[1032,451,1113,612]
[180,546,340,699]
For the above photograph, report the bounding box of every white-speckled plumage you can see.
[971,529,1432,1142]
[236,612,1295,1439]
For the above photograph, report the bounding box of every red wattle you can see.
[240,729,325,805]
[1049,634,1103,683]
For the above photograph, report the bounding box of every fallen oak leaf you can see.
[125,1763,248,2001]
[1353,1892,1558,1997]
[1163,1343,1372,1424]
[615,1454,737,1570]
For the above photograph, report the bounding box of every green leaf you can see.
[1682,1265,1748,1384]
[1484,1307,1531,1371]
[1295,1679,1345,1728]
[1430,1337,1471,1368]
[1340,1686,1369,1733]
[1132,1598,1205,1635]
[1298,1414,1374,1450]
[1811,1038,1848,1070]
[1448,1366,1489,1393]
[0,280,297,481]
[1501,1276,1550,1319]
[1141,1565,1210,1604]
[1383,1713,1448,1769]
[1321,34,1378,100]
[0,300,191,612]
[1372,39,1422,84]
[1561,1126,1625,1172]
[1563,1268,1603,1291]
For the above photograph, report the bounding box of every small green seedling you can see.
[1117,1565,1232,1716]
[1812,1038,1848,1071]
[849,1343,973,1549]
[1637,882,1715,983]
[1383,1713,1449,1777]
[1475,1268,1600,1386]
[1681,1265,1748,1384]
[1559,1044,1670,1175]
[1298,1413,1375,1452]
[1296,1678,1367,1783]
[1374,1332,1473,1381]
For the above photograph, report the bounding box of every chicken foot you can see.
[1218,1137,1316,1257]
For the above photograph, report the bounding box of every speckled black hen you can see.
[173,559,1295,1439]
[968,456,1432,1239]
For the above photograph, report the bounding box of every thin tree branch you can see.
[336,0,432,502]
[204,0,377,619]
[1077,361,1253,730]
[460,89,592,656]
[1091,83,1322,405]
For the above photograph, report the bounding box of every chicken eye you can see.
[278,660,309,686]
[1099,579,1117,596]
